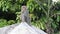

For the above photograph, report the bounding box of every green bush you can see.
[0,19,16,27]
[7,20,15,25]
[0,19,8,27]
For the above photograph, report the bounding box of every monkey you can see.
[20,6,31,25]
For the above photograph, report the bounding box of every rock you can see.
[0,22,47,34]
[8,22,47,34]
[0,23,19,34]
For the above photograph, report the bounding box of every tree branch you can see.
[34,0,47,16]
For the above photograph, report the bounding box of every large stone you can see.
[0,23,19,34]
[0,22,47,34]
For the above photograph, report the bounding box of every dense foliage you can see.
[0,0,60,34]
